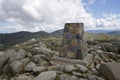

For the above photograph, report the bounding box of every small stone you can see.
[87,75,105,80]
[79,78,87,80]
[39,61,49,66]
[96,64,100,70]
[24,62,36,72]
[109,59,114,62]
[94,55,103,63]
[26,53,32,58]
[20,58,31,65]
[75,64,88,73]
[56,64,65,72]
[94,76,106,80]
[107,52,117,60]
[64,65,77,73]
[82,54,94,67]
[14,73,34,80]
[70,76,79,80]
[94,59,99,66]
[117,55,120,59]
[91,68,99,75]
[0,75,6,80]
[35,71,56,80]
[87,74,96,80]
[0,55,9,71]
[3,64,10,75]
[32,55,43,63]
[33,66,46,74]
[8,49,26,62]
[60,74,71,80]
[10,61,24,75]
[99,55,109,62]
[39,55,50,61]
[96,50,104,54]
[60,74,79,80]
[72,71,82,77]
[47,65,57,71]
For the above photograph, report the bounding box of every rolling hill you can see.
[0,29,120,47]
[0,31,51,46]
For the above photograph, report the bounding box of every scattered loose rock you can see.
[33,66,46,74]
[60,74,71,80]
[24,62,36,72]
[32,55,43,63]
[72,71,82,77]
[20,58,31,66]
[64,65,77,73]
[12,73,34,80]
[82,54,94,67]
[99,62,120,80]
[10,61,24,75]
[0,40,119,80]
[75,64,88,73]
[35,71,56,80]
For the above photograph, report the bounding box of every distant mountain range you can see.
[0,31,52,45]
[51,29,63,37]
[86,30,120,34]
[107,31,120,34]
[0,29,120,46]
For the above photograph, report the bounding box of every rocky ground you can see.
[0,41,120,80]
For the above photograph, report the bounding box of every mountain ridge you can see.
[0,31,51,45]
[0,29,120,46]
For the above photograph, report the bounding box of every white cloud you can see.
[83,0,107,5]
[96,14,120,28]
[0,0,119,33]
[0,0,95,32]
[85,13,120,30]
[88,0,96,5]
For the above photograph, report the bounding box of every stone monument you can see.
[60,23,88,59]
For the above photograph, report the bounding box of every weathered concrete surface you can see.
[60,23,88,60]
[99,62,120,80]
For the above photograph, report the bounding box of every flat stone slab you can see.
[99,62,120,80]
[51,57,83,65]
[51,54,93,67]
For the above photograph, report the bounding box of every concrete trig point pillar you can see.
[60,23,88,60]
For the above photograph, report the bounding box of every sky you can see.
[0,0,120,33]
